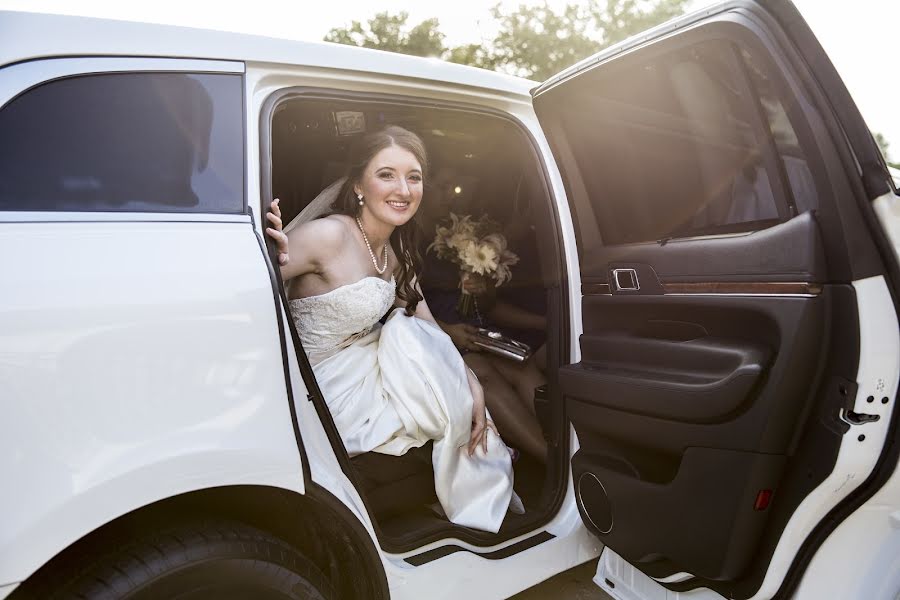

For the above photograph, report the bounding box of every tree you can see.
[874,132,900,170]
[445,43,498,71]
[590,0,689,47]
[405,18,447,57]
[487,3,599,80]
[487,0,689,79]
[324,1,690,80]
[324,12,445,58]
[875,131,890,159]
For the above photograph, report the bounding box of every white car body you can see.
[0,4,898,600]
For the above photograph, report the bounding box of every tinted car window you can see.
[740,46,817,215]
[563,40,785,245]
[0,72,243,212]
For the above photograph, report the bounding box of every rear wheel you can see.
[49,520,334,600]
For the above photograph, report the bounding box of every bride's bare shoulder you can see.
[289,214,352,249]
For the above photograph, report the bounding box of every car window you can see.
[739,46,818,215]
[0,72,243,213]
[562,39,789,245]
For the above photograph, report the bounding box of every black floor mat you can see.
[375,452,551,546]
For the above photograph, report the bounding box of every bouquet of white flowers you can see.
[427,213,519,318]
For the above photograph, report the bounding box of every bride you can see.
[265,125,519,533]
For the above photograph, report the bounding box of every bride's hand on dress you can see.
[265,199,290,266]
[467,369,499,456]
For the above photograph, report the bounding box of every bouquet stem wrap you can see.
[457,272,476,319]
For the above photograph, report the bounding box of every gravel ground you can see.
[508,560,614,600]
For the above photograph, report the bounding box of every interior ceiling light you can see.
[454,186,462,195]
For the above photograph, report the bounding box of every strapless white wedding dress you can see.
[289,276,516,533]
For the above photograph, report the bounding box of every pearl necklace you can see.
[355,216,389,274]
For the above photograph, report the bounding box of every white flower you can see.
[428,223,456,259]
[499,248,519,267]
[429,212,518,287]
[494,263,512,286]
[450,213,476,236]
[462,241,499,275]
[482,232,507,253]
[449,231,472,254]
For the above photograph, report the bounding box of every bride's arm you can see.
[392,275,439,323]
[410,290,439,324]
[265,199,343,281]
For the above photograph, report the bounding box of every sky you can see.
[2,0,897,158]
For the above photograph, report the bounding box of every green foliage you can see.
[406,18,446,57]
[874,131,892,161]
[488,3,598,80]
[590,0,690,47]
[324,0,689,80]
[445,43,498,71]
[873,132,900,169]
[324,11,445,57]
[489,0,689,79]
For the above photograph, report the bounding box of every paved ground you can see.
[509,560,614,600]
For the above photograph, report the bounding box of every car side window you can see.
[564,39,792,245]
[739,46,817,215]
[0,72,243,213]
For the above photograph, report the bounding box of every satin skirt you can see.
[309,308,515,533]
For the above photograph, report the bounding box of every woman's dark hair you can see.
[331,125,426,314]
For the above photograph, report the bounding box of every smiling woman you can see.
[265,125,525,534]
[334,126,427,310]
[266,97,561,547]
[270,126,428,310]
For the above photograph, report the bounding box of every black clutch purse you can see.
[473,328,533,362]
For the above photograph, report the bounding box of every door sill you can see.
[595,548,725,600]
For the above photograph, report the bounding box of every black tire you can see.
[47,520,334,600]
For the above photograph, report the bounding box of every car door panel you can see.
[574,446,786,581]
[533,1,897,593]
[569,289,832,445]
[566,247,856,588]
[582,211,827,285]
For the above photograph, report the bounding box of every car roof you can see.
[0,11,535,99]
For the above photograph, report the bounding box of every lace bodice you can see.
[289,276,396,356]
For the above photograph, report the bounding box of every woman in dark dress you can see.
[419,168,548,462]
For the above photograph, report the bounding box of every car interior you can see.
[269,98,572,552]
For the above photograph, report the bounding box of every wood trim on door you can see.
[582,282,822,297]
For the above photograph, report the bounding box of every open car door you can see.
[533,1,900,598]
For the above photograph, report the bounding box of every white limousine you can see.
[1,2,898,599]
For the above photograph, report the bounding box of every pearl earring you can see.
[357,193,364,206]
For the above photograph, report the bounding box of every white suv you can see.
[1,3,898,599]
